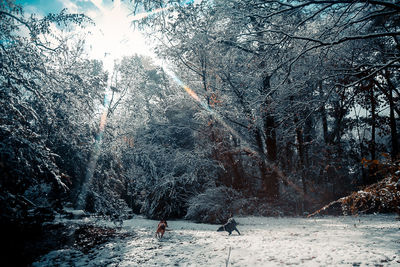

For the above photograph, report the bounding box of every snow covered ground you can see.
[34,214,400,266]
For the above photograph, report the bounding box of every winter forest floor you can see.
[33,214,400,266]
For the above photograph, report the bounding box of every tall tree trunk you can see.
[354,101,368,185]
[332,96,346,155]
[231,136,246,189]
[224,145,245,190]
[319,81,329,144]
[265,113,277,161]
[366,82,378,185]
[385,72,399,159]
[304,114,313,167]
[262,75,279,200]
[249,16,279,199]
[294,114,307,211]
[370,86,376,160]
[263,75,277,162]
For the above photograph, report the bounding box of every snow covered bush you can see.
[185,186,298,222]
[185,186,241,224]
[141,174,200,219]
[84,190,131,222]
[82,157,133,221]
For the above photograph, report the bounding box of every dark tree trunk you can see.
[265,113,277,161]
[263,75,277,162]
[304,115,313,167]
[226,150,245,190]
[294,115,307,211]
[251,128,278,200]
[364,81,379,185]
[331,96,347,155]
[248,16,280,199]
[370,87,376,161]
[386,73,399,159]
[261,75,279,199]
[319,82,329,144]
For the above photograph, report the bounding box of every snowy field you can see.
[34,214,400,266]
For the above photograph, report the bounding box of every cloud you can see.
[58,0,78,12]
[17,0,154,72]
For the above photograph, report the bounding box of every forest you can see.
[0,0,399,265]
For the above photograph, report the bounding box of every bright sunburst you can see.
[85,0,152,72]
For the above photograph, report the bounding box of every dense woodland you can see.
[1,0,400,263]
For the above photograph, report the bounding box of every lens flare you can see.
[161,65,247,147]
[99,94,110,133]
[76,84,111,209]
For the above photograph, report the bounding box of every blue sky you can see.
[16,0,195,16]
[15,0,118,15]
[15,0,153,71]
[16,0,64,14]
